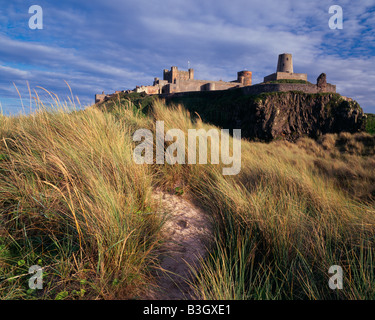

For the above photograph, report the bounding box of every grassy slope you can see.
[0,99,375,299]
[0,106,162,299]
[149,101,375,299]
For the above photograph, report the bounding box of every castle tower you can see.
[276,53,293,73]
[163,69,170,82]
[171,66,178,84]
[237,71,252,86]
[188,68,194,80]
[264,53,307,82]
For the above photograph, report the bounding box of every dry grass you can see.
[1,96,375,300]
[296,133,375,201]
[142,101,375,299]
[0,104,163,299]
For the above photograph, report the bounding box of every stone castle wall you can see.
[161,82,336,98]
[242,82,336,95]
[95,93,107,103]
[164,79,241,94]
[264,72,308,82]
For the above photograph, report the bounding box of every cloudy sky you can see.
[0,0,374,114]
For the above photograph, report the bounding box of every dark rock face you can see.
[164,90,366,142]
[238,92,365,141]
[317,73,327,93]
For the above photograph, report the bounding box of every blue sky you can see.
[0,0,374,115]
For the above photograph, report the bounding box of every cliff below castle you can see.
[96,89,365,141]
[163,90,365,141]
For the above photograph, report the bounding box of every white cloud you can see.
[0,0,374,113]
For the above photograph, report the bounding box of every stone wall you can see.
[163,79,242,94]
[135,77,335,97]
[95,93,108,103]
[264,72,308,82]
[136,85,161,95]
[176,70,190,81]
[241,82,336,95]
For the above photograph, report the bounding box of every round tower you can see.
[277,53,293,73]
[237,71,252,86]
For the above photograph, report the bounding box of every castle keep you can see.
[133,66,252,95]
[95,53,336,103]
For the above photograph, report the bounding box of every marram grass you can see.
[0,95,374,299]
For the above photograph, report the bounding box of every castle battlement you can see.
[134,66,252,95]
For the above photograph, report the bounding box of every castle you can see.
[139,67,252,95]
[95,53,336,103]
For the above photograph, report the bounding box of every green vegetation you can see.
[365,113,375,135]
[97,92,158,114]
[0,95,374,299]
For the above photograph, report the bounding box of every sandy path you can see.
[146,190,213,300]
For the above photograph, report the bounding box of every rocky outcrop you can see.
[164,90,366,142]
[243,92,365,141]
[317,73,327,93]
